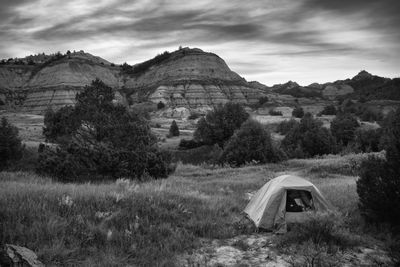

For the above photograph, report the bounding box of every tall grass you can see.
[0,153,385,266]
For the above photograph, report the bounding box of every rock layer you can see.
[0,48,264,113]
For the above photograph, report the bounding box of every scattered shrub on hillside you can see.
[292,106,304,118]
[357,108,400,225]
[157,101,165,109]
[277,119,299,135]
[0,117,23,170]
[281,113,336,158]
[38,79,173,181]
[194,102,249,147]
[0,99,5,106]
[188,112,200,120]
[319,105,337,116]
[258,96,269,106]
[269,109,283,116]
[331,113,359,146]
[169,120,180,137]
[354,128,382,152]
[219,119,284,166]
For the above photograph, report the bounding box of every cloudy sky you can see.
[1,0,399,85]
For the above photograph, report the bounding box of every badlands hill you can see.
[260,70,400,101]
[0,48,264,113]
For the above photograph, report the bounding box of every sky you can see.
[0,0,399,85]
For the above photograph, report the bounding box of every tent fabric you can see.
[244,174,331,233]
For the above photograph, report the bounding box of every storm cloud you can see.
[0,0,399,84]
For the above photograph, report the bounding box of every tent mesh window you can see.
[286,190,314,212]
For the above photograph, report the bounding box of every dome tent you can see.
[244,175,332,233]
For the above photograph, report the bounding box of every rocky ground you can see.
[177,233,391,267]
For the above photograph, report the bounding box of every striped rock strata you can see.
[0,48,265,113]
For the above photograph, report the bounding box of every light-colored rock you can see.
[0,48,266,113]
[0,244,44,267]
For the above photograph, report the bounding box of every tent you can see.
[244,174,332,233]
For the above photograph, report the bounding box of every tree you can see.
[258,96,269,106]
[281,113,336,158]
[169,120,180,137]
[354,128,382,152]
[219,119,283,166]
[157,101,166,109]
[277,119,299,135]
[292,106,304,118]
[331,113,359,146]
[38,80,173,181]
[0,117,23,170]
[357,108,400,225]
[319,105,337,116]
[193,102,249,147]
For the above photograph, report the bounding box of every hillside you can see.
[0,48,265,113]
[267,70,399,101]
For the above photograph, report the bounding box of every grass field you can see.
[0,153,392,266]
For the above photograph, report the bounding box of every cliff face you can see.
[122,48,262,107]
[0,48,264,113]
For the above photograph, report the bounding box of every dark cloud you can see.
[0,0,399,84]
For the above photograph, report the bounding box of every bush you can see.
[292,106,304,118]
[0,117,23,170]
[354,128,382,152]
[178,139,204,150]
[281,113,336,158]
[269,109,282,116]
[357,108,400,225]
[277,119,299,135]
[188,112,200,120]
[0,98,5,106]
[258,96,269,105]
[43,106,80,142]
[219,119,283,166]
[38,80,173,181]
[157,101,165,109]
[360,108,382,122]
[331,113,359,146]
[194,102,249,147]
[320,105,337,116]
[169,120,179,137]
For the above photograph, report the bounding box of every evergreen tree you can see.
[0,117,23,170]
[169,120,180,137]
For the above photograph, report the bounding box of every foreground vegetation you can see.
[0,153,396,266]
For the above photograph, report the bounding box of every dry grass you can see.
[0,152,386,266]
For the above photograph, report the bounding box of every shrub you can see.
[281,113,336,158]
[320,105,337,116]
[269,109,282,116]
[258,96,269,106]
[0,117,23,170]
[169,120,180,137]
[188,112,200,120]
[277,119,299,135]
[360,108,382,122]
[292,106,304,118]
[193,102,249,147]
[0,98,5,106]
[43,106,80,142]
[157,101,165,109]
[276,212,361,252]
[178,139,204,150]
[354,128,382,152]
[38,80,172,181]
[219,119,283,166]
[331,113,359,146]
[357,108,400,225]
